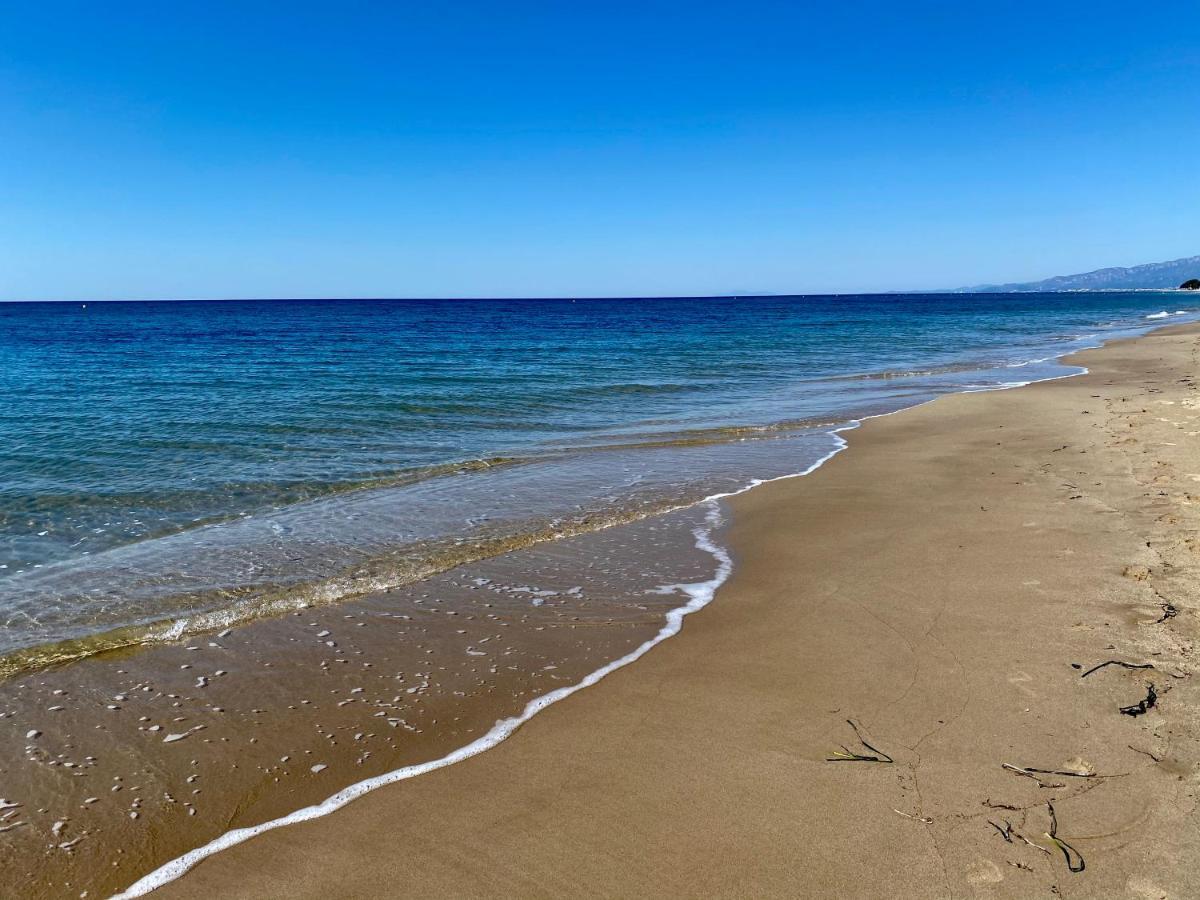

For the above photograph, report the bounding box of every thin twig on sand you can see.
[1016,830,1051,856]
[1010,764,1098,779]
[1001,763,1065,789]
[988,819,1051,857]
[982,799,1021,810]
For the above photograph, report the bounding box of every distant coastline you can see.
[947,253,1200,293]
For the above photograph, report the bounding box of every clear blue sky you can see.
[2,2,1198,299]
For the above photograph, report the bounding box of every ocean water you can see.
[0,293,1194,673]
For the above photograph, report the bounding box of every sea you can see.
[1,293,1195,674]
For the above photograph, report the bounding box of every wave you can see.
[800,360,992,383]
[0,478,762,680]
[562,381,708,398]
[0,454,529,553]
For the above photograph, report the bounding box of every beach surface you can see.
[153,325,1200,898]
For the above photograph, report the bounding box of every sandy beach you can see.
[135,324,1199,898]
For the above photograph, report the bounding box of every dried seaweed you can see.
[1080,660,1154,678]
[1044,802,1084,873]
[1119,683,1157,717]
[825,719,894,763]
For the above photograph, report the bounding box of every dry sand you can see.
[155,325,1200,899]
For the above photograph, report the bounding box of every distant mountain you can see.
[954,255,1200,293]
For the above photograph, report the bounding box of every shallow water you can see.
[0,504,728,897]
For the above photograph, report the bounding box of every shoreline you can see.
[145,324,1199,897]
[2,503,730,898]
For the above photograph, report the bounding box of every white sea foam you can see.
[1146,311,1171,319]
[962,380,1033,392]
[1005,353,1064,368]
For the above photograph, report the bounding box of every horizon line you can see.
[2,288,1186,305]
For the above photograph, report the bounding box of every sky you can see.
[1,2,1199,300]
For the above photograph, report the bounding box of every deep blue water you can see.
[0,293,1194,664]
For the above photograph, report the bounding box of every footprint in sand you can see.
[965,859,1004,885]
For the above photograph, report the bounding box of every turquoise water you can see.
[0,294,1194,667]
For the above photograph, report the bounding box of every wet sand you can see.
[1,508,725,898]
[149,324,1200,898]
